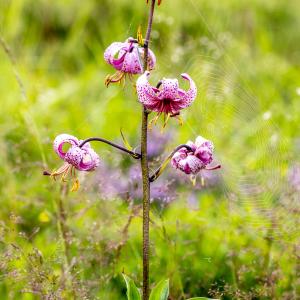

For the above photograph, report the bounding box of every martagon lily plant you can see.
[44,1,220,299]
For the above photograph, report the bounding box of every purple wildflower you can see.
[147,128,172,158]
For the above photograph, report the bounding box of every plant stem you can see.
[141,1,156,299]
[141,108,150,300]
[79,137,141,159]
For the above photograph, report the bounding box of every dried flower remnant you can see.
[46,134,100,191]
[104,38,156,86]
[136,71,197,127]
[171,136,220,175]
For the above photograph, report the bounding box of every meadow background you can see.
[1,0,300,299]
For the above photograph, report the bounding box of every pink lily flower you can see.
[171,136,220,175]
[104,37,156,86]
[136,71,197,127]
[49,134,100,191]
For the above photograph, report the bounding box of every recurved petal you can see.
[64,146,84,168]
[194,136,214,165]
[78,148,100,171]
[186,140,197,152]
[195,144,214,165]
[111,51,127,70]
[171,151,187,169]
[53,134,79,160]
[122,49,143,74]
[178,73,197,108]
[178,155,204,175]
[195,135,210,148]
[136,71,158,106]
[104,42,124,65]
[147,48,157,70]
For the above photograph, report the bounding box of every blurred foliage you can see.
[0,0,300,299]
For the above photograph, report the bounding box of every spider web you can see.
[157,0,299,241]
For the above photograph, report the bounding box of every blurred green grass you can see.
[0,0,300,299]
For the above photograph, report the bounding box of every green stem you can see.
[79,137,141,159]
[141,1,156,299]
[141,108,150,300]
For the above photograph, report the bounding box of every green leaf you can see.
[149,279,169,300]
[120,128,133,151]
[122,274,141,300]
[187,298,219,300]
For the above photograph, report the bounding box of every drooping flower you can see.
[104,38,156,86]
[171,136,220,175]
[47,134,100,191]
[136,71,197,127]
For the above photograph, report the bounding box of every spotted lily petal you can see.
[146,48,156,70]
[177,73,197,108]
[157,78,179,100]
[178,155,204,175]
[53,134,79,160]
[194,136,214,165]
[171,135,218,175]
[64,146,84,169]
[122,47,143,73]
[63,145,100,172]
[104,42,125,66]
[78,147,100,171]
[136,71,158,106]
